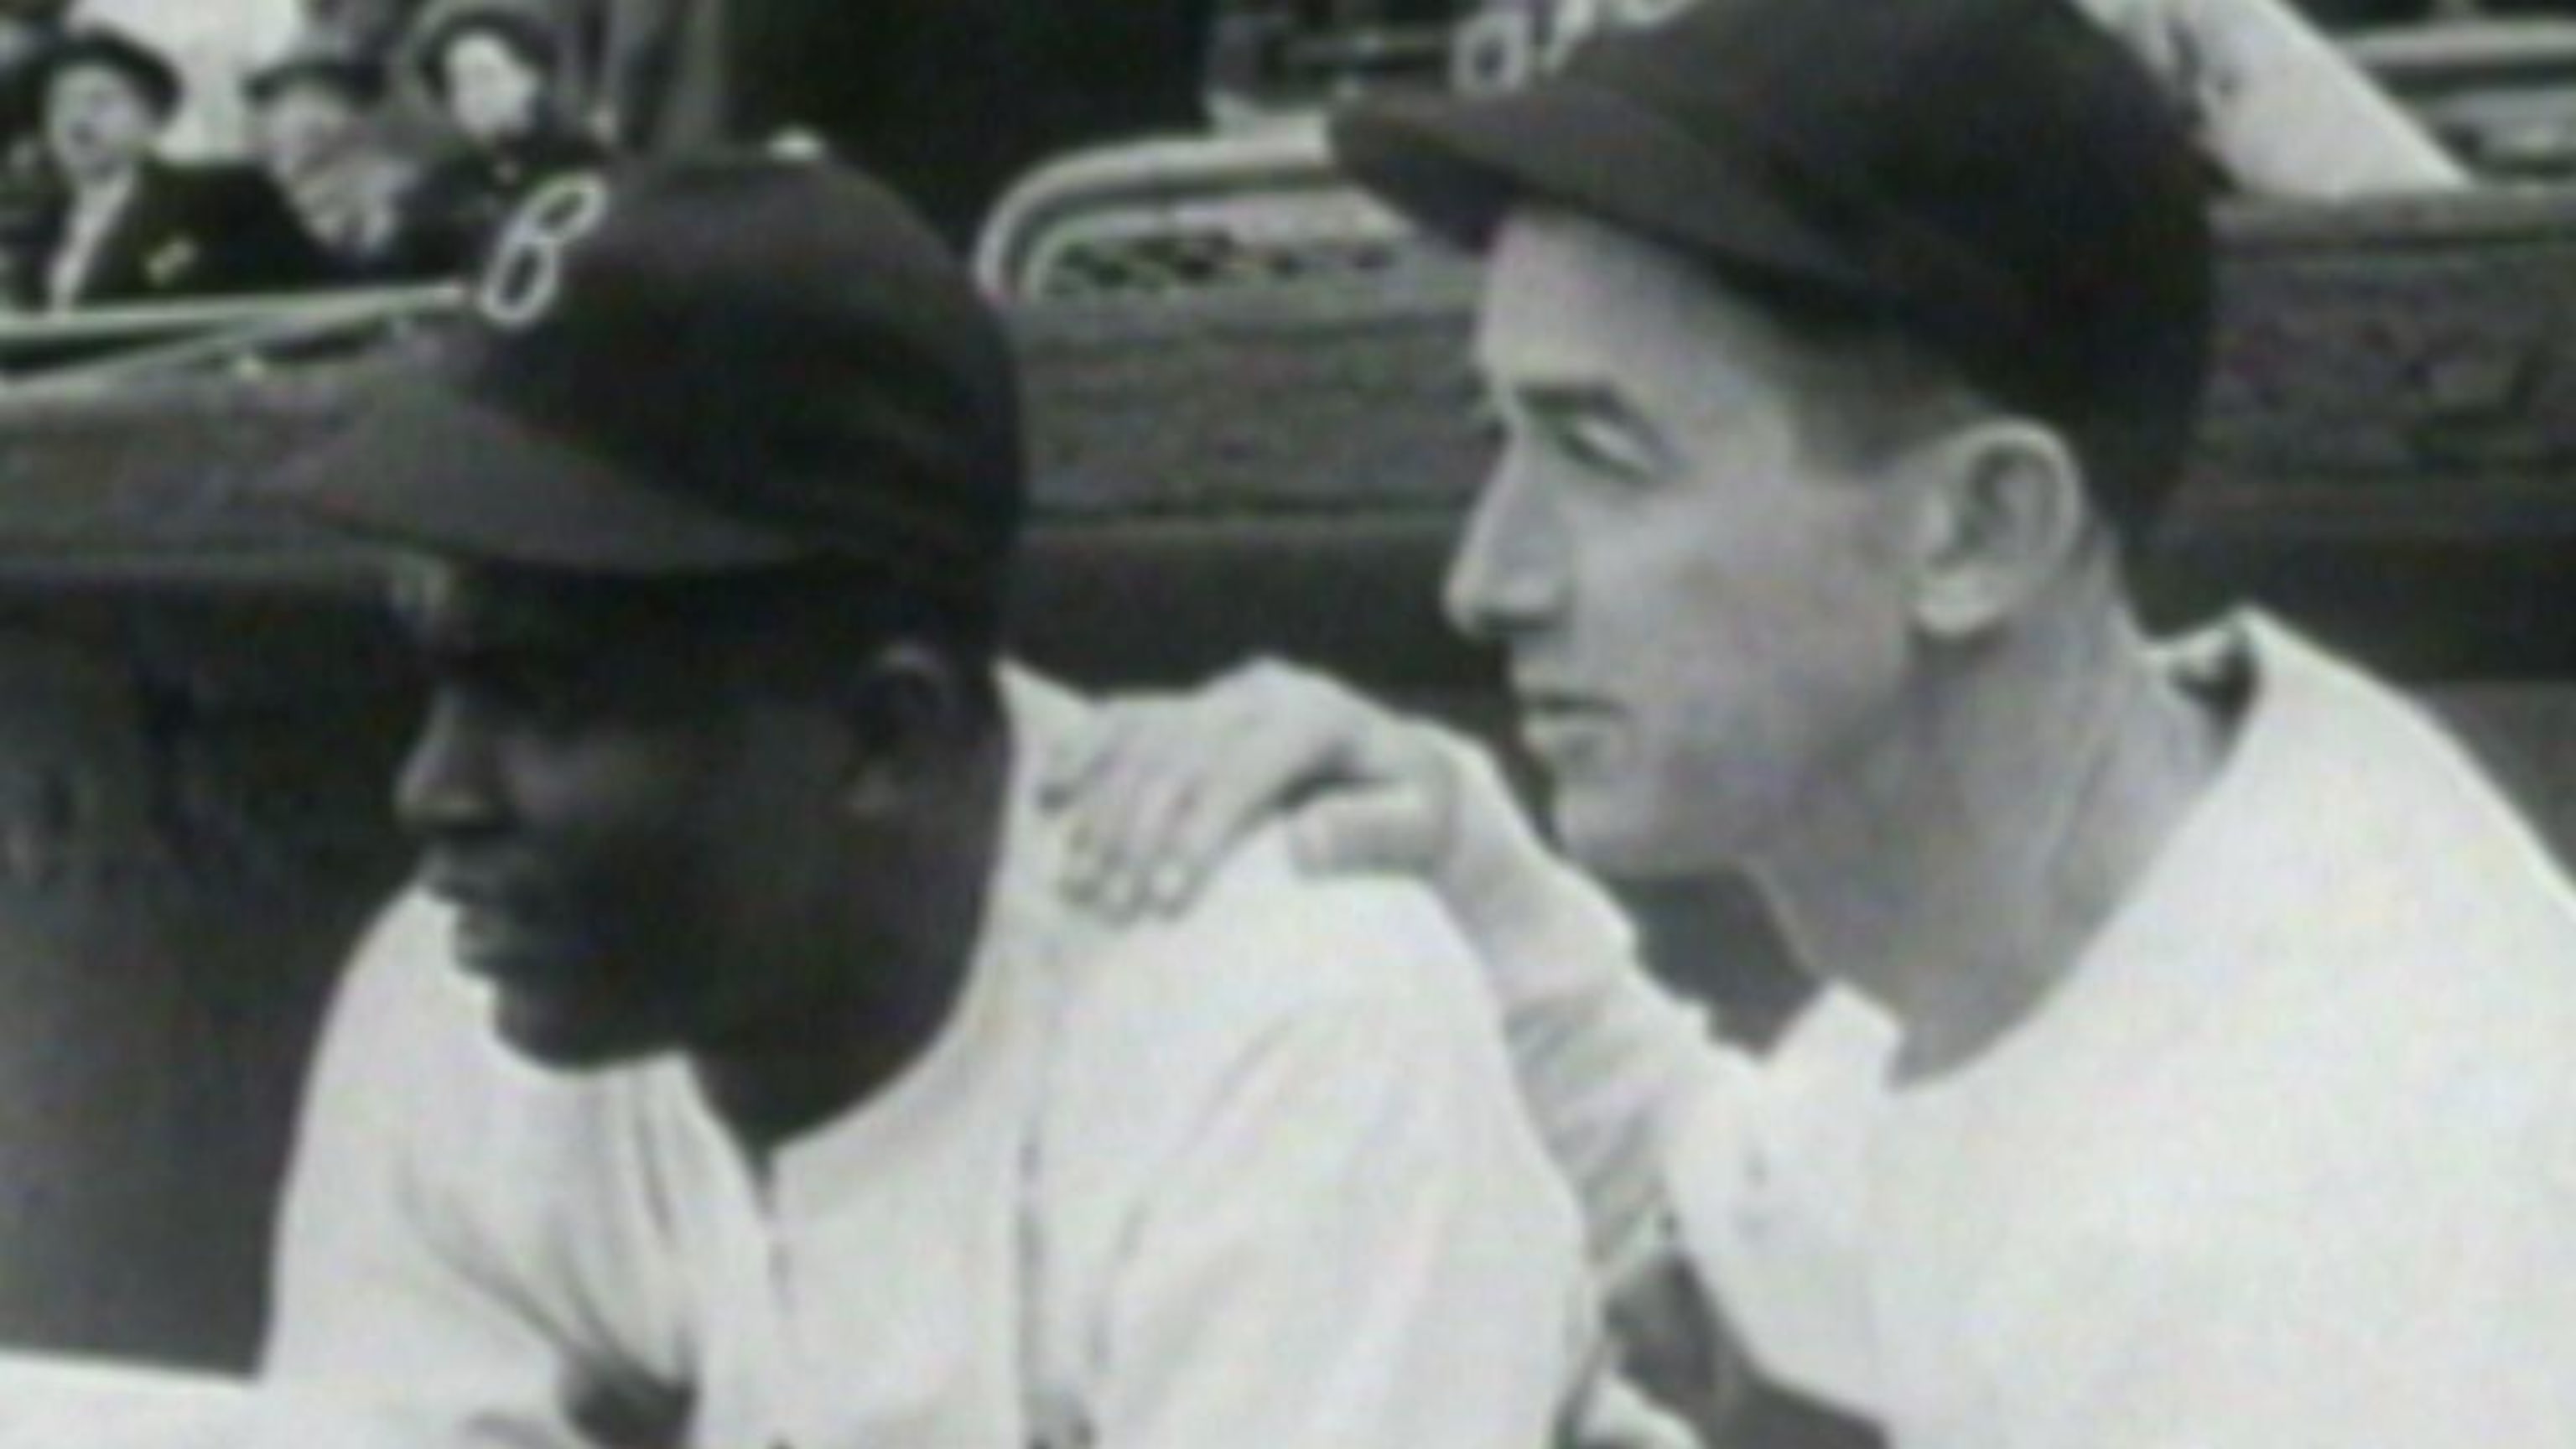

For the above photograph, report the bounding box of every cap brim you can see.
[1330,83,1881,299]
[278,376,806,576]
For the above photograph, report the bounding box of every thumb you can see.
[1287,786,1446,879]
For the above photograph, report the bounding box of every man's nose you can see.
[1443,458,1571,646]
[394,696,507,840]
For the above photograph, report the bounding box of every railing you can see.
[0,285,463,395]
[2349,18,2576,174]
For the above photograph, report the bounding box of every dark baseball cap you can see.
[281,153,1025,593]
[1331,0,2214,540]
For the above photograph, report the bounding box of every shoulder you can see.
[310,891,648,1151]
[321,889,488,1071]
[2174,617,2576,984]
[1004,664,1507,1096]
[1030,823,1526,1207]
[1067,828,1493,1057]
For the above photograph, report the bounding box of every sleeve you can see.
[1405,734,1901,1427]
[1422,733,1764,1271]
[259,898,609,1449]
[1077,896,1597,1449]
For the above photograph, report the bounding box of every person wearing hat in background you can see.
[0,0,65,309]
[256,152,1615,1449]
[0,0,60,155]
[243,34,414,277]
[25,24,328,309]
[387,0,605,275]
[66,0,302,158]
[1040,0,2576,1442]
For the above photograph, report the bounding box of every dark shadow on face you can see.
[388,560,885,1071]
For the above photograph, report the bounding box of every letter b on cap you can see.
[477,174,612,330]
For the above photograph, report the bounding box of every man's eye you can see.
[511,678,591,731]
[451,666,594,732]
[1545,410,1662,481]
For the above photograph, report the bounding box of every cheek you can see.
[504,739,737,917]
[1569,490,1914,860]
[594,733,848,947]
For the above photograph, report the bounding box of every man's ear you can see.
[838,641,974,819]
[1903,421,2092,641]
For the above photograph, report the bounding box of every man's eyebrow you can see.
[392,589,578,662]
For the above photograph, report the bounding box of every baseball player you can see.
[256,154,1615,1449]
[1045,0,2576,1444]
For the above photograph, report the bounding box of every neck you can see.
[1758,586,2223,1082]
[693,719,1015,1157]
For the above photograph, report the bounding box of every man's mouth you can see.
[1511,680,1618,723]
[449,903,528,973]
[423,873,566,983]
[1510,685,1621,768]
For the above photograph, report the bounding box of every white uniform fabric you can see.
[265,671,1597,1449]
[0,1351,411,1446]
[1463,614,2576,1448]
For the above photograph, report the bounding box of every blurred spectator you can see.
[0,0,60,138]
[387,0,605,274]
[24,26,330,309]
[244,33,418,276]
[300,0,430,62]
[602,0,1219,250]
[0,2,65,305]
[67,0,303,157]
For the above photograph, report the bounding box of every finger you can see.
[1097,752,1205,921]
[1288,721,1462,879]
[1288,787,1445,879]
[1143,719,1321,913]
[1071,709,1208,920]
[1054,704,1165,903]
[1040,700,1142,809]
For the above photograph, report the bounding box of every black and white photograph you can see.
[0,0,2570,1445]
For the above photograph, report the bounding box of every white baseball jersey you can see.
[1465,615,2576,1447]
[265,671,1598,1449]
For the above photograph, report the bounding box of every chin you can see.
[488,989,666,1073]
[1548,786,1741,881]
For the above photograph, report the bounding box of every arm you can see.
[1045,662,1753,1270]
[1418,726,1760,1272]
[1041,665,1814,1431]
